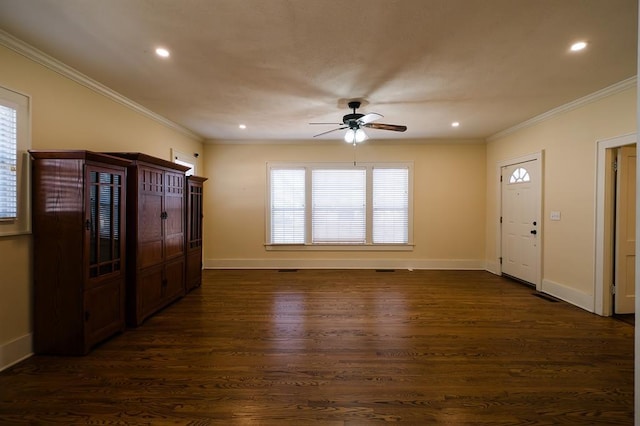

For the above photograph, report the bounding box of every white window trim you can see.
[265,161,414,251]
[0,86,31,237]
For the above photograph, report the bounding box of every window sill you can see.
[0,229,32,238]
[265,243,415,252]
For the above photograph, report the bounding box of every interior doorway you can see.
[595,133,637,316]
[613,145,636,315]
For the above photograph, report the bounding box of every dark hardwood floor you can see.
[0,269,633,425]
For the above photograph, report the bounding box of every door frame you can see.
[594,132,636,316]
[496,151,544,291]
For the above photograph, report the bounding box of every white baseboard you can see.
[204,258,486,270]
[541,279,595,313]
[0,333,32,372]
[484,261,500,275]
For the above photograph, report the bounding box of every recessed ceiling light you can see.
[451,122,460,127]
[570,41,588,52]
[155,47,170,58]
[239,124,247,129]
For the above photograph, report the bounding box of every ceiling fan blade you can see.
[313,126,347,137]
[309,122,343,125]
[358,113,383,124]
[363,122,407,132]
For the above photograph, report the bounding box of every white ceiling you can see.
[0,0,637,142]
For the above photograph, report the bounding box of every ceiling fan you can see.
[310,101,407,144]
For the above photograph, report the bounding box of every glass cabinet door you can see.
[189,183,203,249]
[88,168,124,279]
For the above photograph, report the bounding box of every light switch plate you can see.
[550,211,561,221]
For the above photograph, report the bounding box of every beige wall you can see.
[0,45,203,369]
[485,86,637,310]
[203,141,487,269]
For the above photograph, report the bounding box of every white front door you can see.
[501,160,540,286]
[614,145,636,313]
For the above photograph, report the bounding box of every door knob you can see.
[530,229,537,235]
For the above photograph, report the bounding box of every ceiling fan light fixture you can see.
[344,128,355,143]
[344,128,367,144]
[355,128,367,143]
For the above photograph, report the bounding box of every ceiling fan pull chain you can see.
[353,142,357,166]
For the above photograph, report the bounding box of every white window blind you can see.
[373,167,409,243]
[312,169,366,243]
[0,104,17,220]
[270,168,305,243]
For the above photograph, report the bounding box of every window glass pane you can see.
[373,168,409,243]
[113,177,120,259]
[509,167,530,184]
[271,168,305,243]
[0,104,17,219]
[89,180,97,265]
[312,169,366,243]
[98,182,113,263]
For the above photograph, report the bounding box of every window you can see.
[172,148,197,176]
[0,86,30,236]
[373,168,409,243]
[509,167,530,184]
[270,168,305,244]
[0,104,17,219]
[267,162,412,248]
[312,169,366,243]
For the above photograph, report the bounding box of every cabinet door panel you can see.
[139,240,163,269]
[165,234,184,259]
[137,267,164,321]
[85,278,125,349]
[164,174,185,259]
[138,192,163,267]
[165,258,185,301]
[186,248,202,291]
[139,194,163,242]
[87,168,126,282]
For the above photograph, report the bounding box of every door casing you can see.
[595,132,637,316]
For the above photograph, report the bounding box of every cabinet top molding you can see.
[29,150,131,167]
[106,152,191,172]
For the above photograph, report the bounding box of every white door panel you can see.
[614,145,636,314]
[501,160,539,286]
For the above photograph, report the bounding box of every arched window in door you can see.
[509,167,530,184]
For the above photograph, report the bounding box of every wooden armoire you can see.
[30,150,129,355]
[108,153,190,326]
[185,176,207,292]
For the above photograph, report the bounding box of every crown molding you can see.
[0,29,203,142]
[488,76,637,141]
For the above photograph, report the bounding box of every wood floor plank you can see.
[0,269,633,424]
